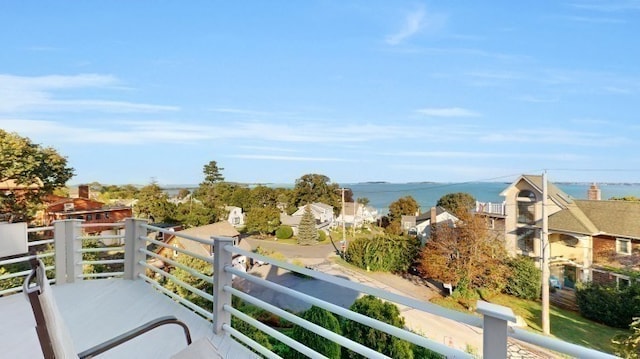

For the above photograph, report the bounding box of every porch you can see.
[0,219,616,358]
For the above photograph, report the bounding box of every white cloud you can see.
[386,8,425,45]
[229,154,351,162]
[0,73,179,113]
[416,107,480,117]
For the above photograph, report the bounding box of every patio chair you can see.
[23,258,193,358]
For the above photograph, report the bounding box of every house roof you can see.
[280,213,302,226]
[547,197,640,239]
[416,206,449,223]
[501,174,573,209]
[172,222,242,257]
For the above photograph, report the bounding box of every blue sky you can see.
[1,1,639,185]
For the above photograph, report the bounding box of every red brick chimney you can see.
[78,184,90,199]
[587,183,601,201]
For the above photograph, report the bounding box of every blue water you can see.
[345,182,640,213]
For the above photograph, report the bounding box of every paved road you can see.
[244,237,338,260]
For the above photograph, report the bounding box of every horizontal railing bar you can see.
[80,272,124,278]
[77,247,125,253]
[226,266,469,358]
[0,286,23,296]
[27,226,54,233]
[227,244,483,328]
[139,261,214,303]
[27,239,54,247]
[140,249,213,284]
[225,304,328,359]
[139,274,213,320]
[80,222,125,228]
[77,235,124,240]
[510,327,617,359]
[227,286,391,359]
[78,259,125,265]
[142,223,216,247]
[222,323,282,359]
[0,252,54,266]
[145,237,213,264]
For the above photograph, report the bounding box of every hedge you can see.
[275,225,294,239]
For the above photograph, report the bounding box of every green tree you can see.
[504,256,541,300]
[297,204,318,245]
[175,201,217,228]
[245,206,281,235]
[342,295,414,359]
[250,185,279,208]
[356,197,370,207]
[417,210,510,300]
[202,160,225,184]
[165,254,213,310]
[0,130,75,222]
[177,188,191,200]
[291,306,342,359]
[134,181,176,223]
[611,196,640,202]
[436,192,476,215]
[388,196,419,222]
[345,235,419,272]
[291,174,341,214]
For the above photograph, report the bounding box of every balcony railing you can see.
[475,201,506,216]
[0,219,617,358]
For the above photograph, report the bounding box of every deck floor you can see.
[0,279,256,358]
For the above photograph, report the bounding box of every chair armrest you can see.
[78,315,192,359]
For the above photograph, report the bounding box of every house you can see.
[157,221,251,273]
[501,175,640,289]
[335,202,379,228]
[279,213,302,235]
[415,206,458,245]
[291,202,335,230]
[44,185,133,244]
[474,201,507,243]
[225,206,245,227]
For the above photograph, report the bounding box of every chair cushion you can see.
[35,260,79,358]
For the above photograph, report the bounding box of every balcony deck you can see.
[0,279,255,358]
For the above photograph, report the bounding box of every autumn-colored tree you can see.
[385,196,419,235]
[417,210,510,297]
[297,204,318,245]
[0,130,74,222]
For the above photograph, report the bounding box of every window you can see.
[518,190,536,200]
[105,212,110,219]
[617,276,631,288]
[95,213,102,220]
[617,238,632,255]
[517,202,535,224]
[517,227,536,253]
[86,214,92,221]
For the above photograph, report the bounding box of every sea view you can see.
[165,181,640,213]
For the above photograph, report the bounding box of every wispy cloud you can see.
[569,1,640,12]
[559,15,626,24]
[480,128,630,146]
[416,107,480,117]
[229,154,351,162]
[516,95,559,103]
[211,108,279,116]
[0,73,179,113]
[385,6,446,45]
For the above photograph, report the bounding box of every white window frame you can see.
[616,238,632,255]
[617,275,631,289]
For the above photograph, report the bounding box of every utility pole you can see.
[341,188,346,253]
[541,171,550,335]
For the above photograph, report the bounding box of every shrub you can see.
[503,256,541,300]
[317,230,327,242]
[291,306,341,358]
[275,225,294,239]
[345,236,419,272]
[576,281,640,328]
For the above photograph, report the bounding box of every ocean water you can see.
[345,182,640,213]
[164,182,640,214]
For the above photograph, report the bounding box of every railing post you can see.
[53,219,83,283]
[124,218,148,280]
[213,236,234,334]
[477,300,516,359]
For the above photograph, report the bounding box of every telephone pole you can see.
[340,188,346,253]
[541,171,550,335]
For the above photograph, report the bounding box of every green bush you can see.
[317,230,327,242]
[576,281,640,328]
[291,306,341,358]
[503,256,541,300]
[275,225,294,239]
[345,236,419,272]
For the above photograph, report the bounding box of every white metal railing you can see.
[475,201,506,215]
[0,219,620,359]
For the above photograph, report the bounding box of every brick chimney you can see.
[430,206,437,226]
[587,183,601,201]
[78,184,90,199]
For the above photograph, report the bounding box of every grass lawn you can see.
[431,294,628,354]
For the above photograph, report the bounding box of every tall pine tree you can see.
[297,204,318,245]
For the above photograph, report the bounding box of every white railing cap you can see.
[476,300,517,323]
